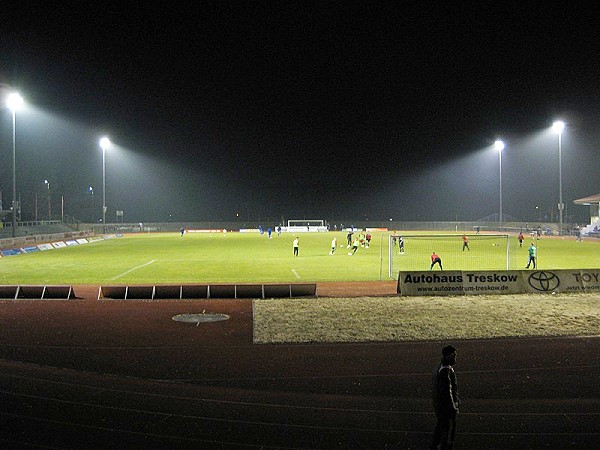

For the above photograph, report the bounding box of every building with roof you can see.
[573,193,600,235]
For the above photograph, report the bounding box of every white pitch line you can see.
[112,260,156,280]
[291,269,301,279]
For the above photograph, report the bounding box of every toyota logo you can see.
[528,271,560,292]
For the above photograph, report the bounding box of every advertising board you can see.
[397,270,600,295]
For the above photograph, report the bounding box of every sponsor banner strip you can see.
[20,246,41,253]
[2,234,116,258]
[398,270,600,296]
[187,229,227,233]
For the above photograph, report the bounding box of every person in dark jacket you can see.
[431,345,459,449]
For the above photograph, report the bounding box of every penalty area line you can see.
[112,260,156,280]
[291,269,301,279]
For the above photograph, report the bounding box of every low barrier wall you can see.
[0,285,76,300]
[98,283,317,300]
[397,270,600,296]
[0,283,317,300]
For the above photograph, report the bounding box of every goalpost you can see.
[388,234,516,278]
[286,219,327,232]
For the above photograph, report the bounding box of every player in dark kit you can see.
[347,230,353,247]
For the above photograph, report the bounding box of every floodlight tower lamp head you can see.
[494,140,505,151]
[99,137,111,150]
[6,92,24,111]
[552,121,565,134]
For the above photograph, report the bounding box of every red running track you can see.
[0,282,598,449]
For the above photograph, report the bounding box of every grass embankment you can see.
[253,293,600,343]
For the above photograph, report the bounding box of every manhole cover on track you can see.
[172,313,230,324]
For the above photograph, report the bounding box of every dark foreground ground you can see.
[0,282,598,449]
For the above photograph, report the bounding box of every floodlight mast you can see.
[6,93,24,238]
[99,137,111,233]
[495,140,505,231]
[552,121,565,235]
[44,179,51,220]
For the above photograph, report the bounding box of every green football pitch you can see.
[1,231,599,285]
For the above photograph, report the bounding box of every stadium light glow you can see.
[551,121,565,234]
[494,140,505,229]
[6,93,24,111]
[99,137,111,232]
[6,92,25,237]
[552,120,565,134]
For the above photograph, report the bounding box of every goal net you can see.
[286,219,327,233]
[388,234,519,278]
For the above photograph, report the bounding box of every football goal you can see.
[388,234,519,278]
[286,219,327,232]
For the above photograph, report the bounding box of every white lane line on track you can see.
[112,260,156,280]
[291,269,301,279]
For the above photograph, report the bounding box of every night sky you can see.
[1,2,599,225]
